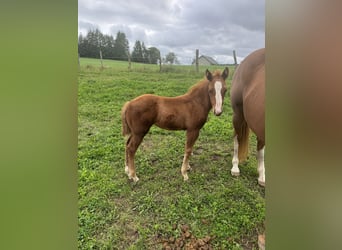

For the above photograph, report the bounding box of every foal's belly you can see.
[155,113,187,130]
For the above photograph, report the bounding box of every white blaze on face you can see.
[214,81,223,114]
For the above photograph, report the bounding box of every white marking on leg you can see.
[126,165,139,182]
[131,175,139,182]
[127,171,139,182]
[181,153,189,181]
[257,146,265,186]
[231,135,240,176]
[214,81,223,114]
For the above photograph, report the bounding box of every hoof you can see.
[258,234,265,250]
[183,174,189,181]
[231,170,240,177]
[258,179,265,187]
[129,175,139,182]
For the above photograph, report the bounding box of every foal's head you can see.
[206,67,229,116]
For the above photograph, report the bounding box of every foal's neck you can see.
[187,80,211,112]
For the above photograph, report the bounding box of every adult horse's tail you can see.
[121,102,131,136]
[237,119,250,162]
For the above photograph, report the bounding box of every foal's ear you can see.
[206,69,213,81]
[222,67,229,80]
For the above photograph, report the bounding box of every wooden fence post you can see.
[127,51,131,70]
[159,54,162,72]
[99,50,103,69]
[233,50,237,68]
[196,49,199,73]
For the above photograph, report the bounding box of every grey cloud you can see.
[78,20,100,35]
[78,0,265,64]
[109,24,148,45]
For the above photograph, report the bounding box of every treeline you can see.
[78,29,161,64]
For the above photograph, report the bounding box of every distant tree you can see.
[132,42,161,64]
[78,29,105,58]
[79,29,162,63]
[101,34,115,59]
[89,29,103,58]
[165,52,177,65]
[131,40,144,63]
[147,47,160,64]
[141,42,149,63]
[78,33,86,57]
[113,31,129,61]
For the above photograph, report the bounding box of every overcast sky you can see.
[78,0,265,65]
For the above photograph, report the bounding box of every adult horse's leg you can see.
[231,134,240,176]
[181,129,199,181]
[231,111,249,176]
[257,139,265,187]
[125,133,144,182]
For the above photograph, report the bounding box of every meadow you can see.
[78,58,265,249]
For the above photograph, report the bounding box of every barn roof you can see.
[199,55,218,65]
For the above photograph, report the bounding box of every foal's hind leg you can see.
[181,129,199,181]
[125,133,144,182]
[124,136,131,175]
[257,139,265,187]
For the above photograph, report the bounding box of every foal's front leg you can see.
[181,129,199,181]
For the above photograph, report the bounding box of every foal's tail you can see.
[121,102,131,136]
[236,120,250,162]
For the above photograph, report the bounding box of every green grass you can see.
[78,58,265,249]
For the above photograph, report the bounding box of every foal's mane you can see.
[187,70,222,94]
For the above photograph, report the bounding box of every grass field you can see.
[78,58,265,249]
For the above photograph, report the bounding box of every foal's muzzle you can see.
[214,108,223,116]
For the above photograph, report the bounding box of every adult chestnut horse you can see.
[230,48,265,186]
[122,67,229,182]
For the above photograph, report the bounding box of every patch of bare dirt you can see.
[159,224,213,250]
